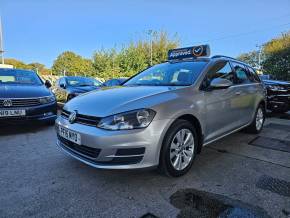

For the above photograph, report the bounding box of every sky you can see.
[0,0,290,67]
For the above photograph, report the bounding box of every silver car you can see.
[55,46,266,177]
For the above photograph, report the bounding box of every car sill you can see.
[203,123,251,146]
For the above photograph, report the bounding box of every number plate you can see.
[0,109,26,117]
[58,126,81,145]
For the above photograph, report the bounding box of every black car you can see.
[102,78,127,87]
[0,68,57,125]
[260,74,290,113]
[53,76,102,103]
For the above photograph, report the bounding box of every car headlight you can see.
[97,109,156,130]
[39,95,56,104]
[267,85,286,91]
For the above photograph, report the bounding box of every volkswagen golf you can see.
[55,45,266,177]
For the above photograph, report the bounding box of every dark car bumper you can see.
[267,94,290,112]
[0,102,57,124]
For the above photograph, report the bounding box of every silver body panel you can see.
[55,58,266,169]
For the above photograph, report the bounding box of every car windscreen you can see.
[0,69,43,85]
[66,77,102,87]
[123,61,208,86]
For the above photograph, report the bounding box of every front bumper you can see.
[267,94,290,112]
[0,102,57,123]
[55,115,171,169]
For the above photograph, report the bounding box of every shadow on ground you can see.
[266,111,290,120]
[0,123,53,136]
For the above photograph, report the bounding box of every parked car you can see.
[102,78,127,87]
[55,45,266,177]
[0,68,57,125]
[259,74,290,113]
[53,76,102,103]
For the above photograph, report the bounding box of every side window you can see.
[108,80,113,86]
[232,62,251,84]
[201,61,234,89]
[247,67,261,83]
[111,80,120,86]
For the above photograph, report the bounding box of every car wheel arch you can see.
[259,100,266,110]
[158,114,203,162]
[176,114,203,154]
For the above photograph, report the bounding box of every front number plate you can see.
[58,126,81,145]
[0,109,26,117]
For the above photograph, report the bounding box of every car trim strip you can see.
[106,154,144,158]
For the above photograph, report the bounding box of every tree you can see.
[52,51,95,76]
[92,31,179,79]
[93,48,118,79]
[4,59,49,75]
[149,31,179,66]
[237,51,260,68]
[262,32,290,80]
[4,58,29,69]
[27,62,45,72]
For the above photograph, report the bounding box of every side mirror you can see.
[45,80,52,88]
[60,83,66,89]
[210,78,232,89]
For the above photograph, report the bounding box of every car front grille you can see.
[61,109,100,126]
[282,85,290,94]
[0,98,41,107]
[58,135,101,159]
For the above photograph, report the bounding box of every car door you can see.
[231,62,258,125]
[201,61,242,142]
[247,66,264,115]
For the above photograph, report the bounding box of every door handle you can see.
[235,91,241,95]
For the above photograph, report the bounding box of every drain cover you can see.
[256,175,290,197]
[264,123,290,132]
[249,136,290,153]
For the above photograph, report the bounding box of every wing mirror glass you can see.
[45,80,52,88]
[210,78,233,89]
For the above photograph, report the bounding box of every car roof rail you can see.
[211,55,237,60]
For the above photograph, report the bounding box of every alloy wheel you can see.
[256,108,264,131]
[169,128,195,171]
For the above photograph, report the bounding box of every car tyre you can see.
[246,104,265,134]
[158,119,198,177]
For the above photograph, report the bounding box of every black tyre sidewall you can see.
[160,120,198,177]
